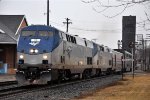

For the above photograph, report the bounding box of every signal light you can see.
[129,42,134,48]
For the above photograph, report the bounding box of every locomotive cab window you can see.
[21,31,36,36]
[39,31,53,37]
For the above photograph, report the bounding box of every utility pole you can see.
[63,18,72,32]
[131,45,134,79]
[145,34,150,71]
[129,42,135,79]
[142,39,145,71]
[145,40,147,71]
[47,0,49,26]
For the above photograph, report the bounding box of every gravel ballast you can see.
[2,75,121,100]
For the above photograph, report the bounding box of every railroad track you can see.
[0,81,18,92]
[0,74,121,99]
[0,85,47,100]
[0,81,17,86]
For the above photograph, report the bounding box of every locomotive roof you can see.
[21,25,110,50]
[21,25,58,31]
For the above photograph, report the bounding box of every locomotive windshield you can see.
[38,31,53,37]
[21,31,36,36]
[21,31,53,37]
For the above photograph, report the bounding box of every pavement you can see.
[0,74,16,82]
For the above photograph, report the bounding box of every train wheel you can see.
[106,68,112,75]
[58,69,71,81]
[82,69,92,79]
[96,69,101,77]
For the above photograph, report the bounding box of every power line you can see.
[70,26,121,32]
[49,19,123,32]
[50,20,121,32]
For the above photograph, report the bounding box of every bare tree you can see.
[81,0,150,30]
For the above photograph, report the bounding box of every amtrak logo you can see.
[29,39,41,46]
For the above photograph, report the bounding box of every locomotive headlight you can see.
[35,49,38,53]
[43,55,48,59]
[30,49,34,53]
[19,55,24,59]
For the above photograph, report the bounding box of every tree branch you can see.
[81,0,150,31]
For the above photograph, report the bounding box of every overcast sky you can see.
[0,0,149,49]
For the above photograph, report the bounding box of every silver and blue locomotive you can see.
[16,25,131,85]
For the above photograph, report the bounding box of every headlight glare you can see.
[35,49,38,53]
[30,49,38,53]
[30,49,34,53]
[43,55,48,59]
[19,55,24,59]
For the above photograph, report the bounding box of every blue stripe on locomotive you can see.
[17,25,61,54]
[92,43,98,57]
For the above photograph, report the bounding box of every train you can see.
[16,25,132,85]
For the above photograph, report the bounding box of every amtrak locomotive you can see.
[16,25,132,85]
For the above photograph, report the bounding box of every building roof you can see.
[0,15,28,44]
[0,33,16,44]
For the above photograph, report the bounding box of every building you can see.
[122,16,136,53]
[0,15,28,74]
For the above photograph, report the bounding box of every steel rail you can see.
[0,81,17,86]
